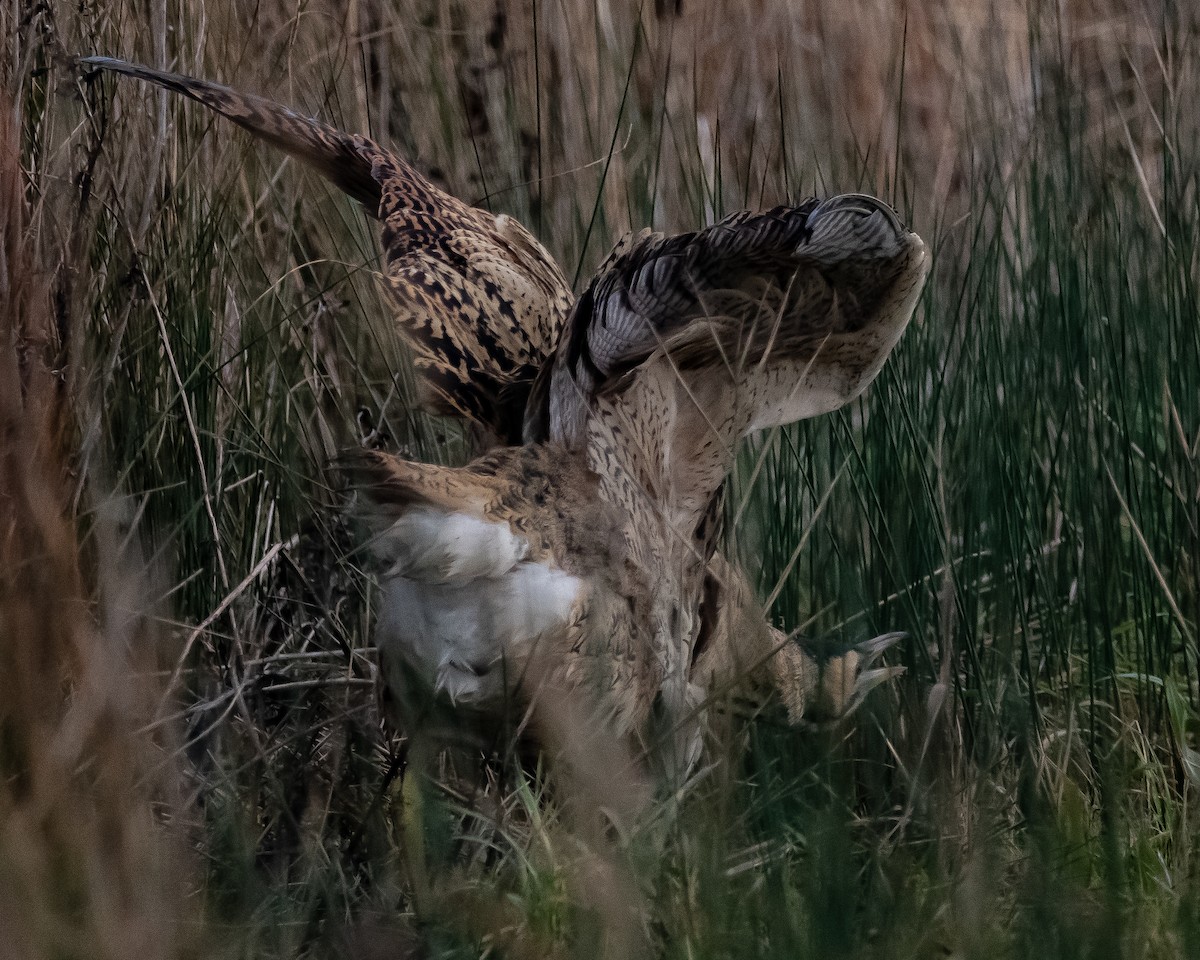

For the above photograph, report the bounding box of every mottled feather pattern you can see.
[375,161,571,439]
[573,204,821,375]
[542,196,926,448]
[82,56,571,443]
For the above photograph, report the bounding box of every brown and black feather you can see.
[81,56,571,442]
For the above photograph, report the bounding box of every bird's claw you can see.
[796,630,906,725]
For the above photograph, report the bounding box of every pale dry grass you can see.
[18,0,1191,267]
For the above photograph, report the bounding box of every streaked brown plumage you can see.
[356,445,660,739]
[80,56,570,443]
[83,57,926,770]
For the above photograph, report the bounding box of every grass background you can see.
[2,0,1199,957]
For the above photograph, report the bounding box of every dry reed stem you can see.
[68,0,1193,270]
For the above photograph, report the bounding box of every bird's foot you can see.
[773,631,906,727]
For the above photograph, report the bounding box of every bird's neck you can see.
[574,365,744,777]
[582,365,745,573]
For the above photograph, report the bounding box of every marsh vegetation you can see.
[2,1,1199,956]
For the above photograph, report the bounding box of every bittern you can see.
[82,57,927,774]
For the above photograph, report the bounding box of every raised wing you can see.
[532,195,928,445]
[81,57,572,442]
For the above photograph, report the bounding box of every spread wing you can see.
[81,57,572,442]
[531,195,929,445]
[523,194,929,642]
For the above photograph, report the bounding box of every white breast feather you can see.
[373,509,582,704]
[376,506,529,582]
